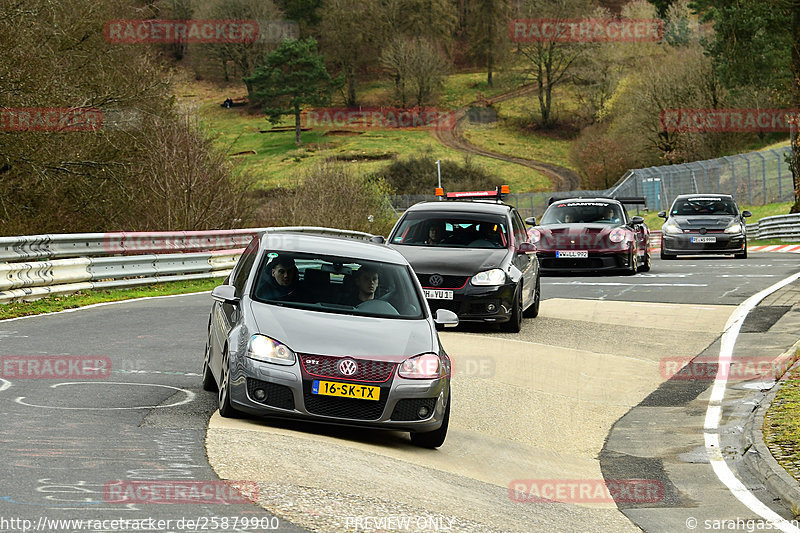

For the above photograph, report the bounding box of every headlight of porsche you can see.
[724,223,742,234]
[247,335,296,366]
[608,228,628,243]
[471,268,506,286]
[662,221,682,234]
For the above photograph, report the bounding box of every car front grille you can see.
[299,354,395,383]
[390,398,437,421]
[246,378,295,410]
[301,381,389,420]
[417,274,470,289]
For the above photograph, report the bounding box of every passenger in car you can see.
[340,266,379,307]
[426,221,446,245]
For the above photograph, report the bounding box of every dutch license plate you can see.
[312,380,379,401]
[556,250,588,258]
[424,289,454,300]
[691,236,716,243]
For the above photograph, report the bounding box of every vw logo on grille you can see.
[338,358,358,376]
[429,274,444,287]
[699,228,708,234]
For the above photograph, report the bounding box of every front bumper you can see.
[424,282,516,323]
[536,249,633,273]
[661,233,745,255]
[228,356,449,433]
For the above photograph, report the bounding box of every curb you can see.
[743,340,800,515]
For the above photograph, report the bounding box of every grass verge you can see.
[764,348,800,485]
[0,278,223,321]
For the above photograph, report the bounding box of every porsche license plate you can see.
[424,289,454,300]
[312,380,379,401]
[556,250,588,258]
[691,236,716,243]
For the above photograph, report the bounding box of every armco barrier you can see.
[754,214,800,241]
[0,227,373,304]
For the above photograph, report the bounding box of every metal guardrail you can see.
[753,214,800,241]
[0,227,374,304]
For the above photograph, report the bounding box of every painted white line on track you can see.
[0,378,10,392]
[704,271,800,532]
[15,382,195,410]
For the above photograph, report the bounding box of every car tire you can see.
[410,392,450,449]
[639,249,651,272]
[202,340,218,392]
[218,348,241,418]
[523,277,540,318]
[501,285,523,333]
[734,246,747,259]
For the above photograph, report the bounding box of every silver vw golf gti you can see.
[202,232,457,448]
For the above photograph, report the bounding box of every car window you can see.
[251,252,425,319]
[511,211,528,247]
[540,202,624,225]
[231,237,259,296]
[670,197,738,216]
[390,211,509,248]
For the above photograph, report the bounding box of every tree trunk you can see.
[294,104,302,146]
[487,0,495,87]
[346,64,357,107]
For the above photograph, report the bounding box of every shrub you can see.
[371,152,502,195]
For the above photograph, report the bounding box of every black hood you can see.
[671,215,737,229]
[388,245,509,276]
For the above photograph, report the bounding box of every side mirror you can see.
[517,242,537,254]
[524,216,537,226]
[741,210,752,218]
[370,235,386,244]
[657,211,667,219]
[434,309,459,328]
[630,216,645,225]
[211,285,239,305]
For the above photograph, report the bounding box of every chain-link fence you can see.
[388,146,795,217]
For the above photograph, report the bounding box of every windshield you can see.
[391,212,509,248]
[250,252,424,319]
[539,201,625,225]
[670,197,738,216]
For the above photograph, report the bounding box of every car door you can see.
[511,210,536,307]
[211,237,259,376]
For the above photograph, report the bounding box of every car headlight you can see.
[528,228,541,244]
[662,221,682,234]
[724,223,742,234]
[247,335,296,366]
[471,268,506,286]
[398,353,447,379]
[608,228,628,243]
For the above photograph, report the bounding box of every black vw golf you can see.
[387,188,540,333]
[658,194,752,259]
